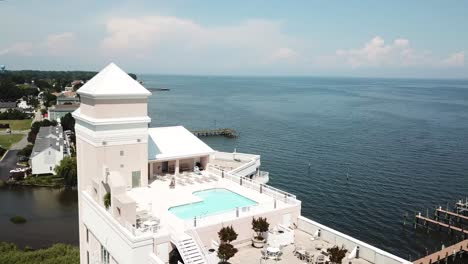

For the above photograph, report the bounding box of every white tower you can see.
[73,63,152,264]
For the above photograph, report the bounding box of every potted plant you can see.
[218,226,238,244]
[217,226,238,264]
[103,192,111,210]
[327,245,348,264]
[251,217,269,248]
[217,243,238,264]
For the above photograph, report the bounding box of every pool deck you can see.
[127,171,291,231]
[231,229,372,264]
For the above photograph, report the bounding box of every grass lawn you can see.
[21,174,64,187]
[0,134,25,149]
[0,119,32,130]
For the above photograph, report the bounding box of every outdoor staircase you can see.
[172,233,207,264]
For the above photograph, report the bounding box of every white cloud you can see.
[100,16,299,70]
[45,32,76,56]
[269,47,299,63]
[334,36,419,67]
[0,42,33,56]
[331,36,465,69]
[442,51,465,67]
[0,32,78,58]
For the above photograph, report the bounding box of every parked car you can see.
[18,156,29,162]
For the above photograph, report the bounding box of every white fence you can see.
[183,201,276,228]
[207,164,299,205]
[297,216,411,264]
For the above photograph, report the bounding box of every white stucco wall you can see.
[297,216,411,264]
[31,147,63,175]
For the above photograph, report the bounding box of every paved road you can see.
[0,150,19,180]
[10,134,28,150]
[34,107,43,122]
[0,130,29,135]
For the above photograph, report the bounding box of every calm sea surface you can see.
[1,76,467,261]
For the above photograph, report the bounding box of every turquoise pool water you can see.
[168,188,257,219]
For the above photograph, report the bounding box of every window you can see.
[50,166,53,171]
[101,245,110,264]
[87,251,89,264]
[120,150,124,156]
[120,164,124,168]
[132,171,141,188]
[86,228,89,243]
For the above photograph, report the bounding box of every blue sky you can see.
[0,0,467,78]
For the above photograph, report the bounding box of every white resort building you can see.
[74,63,411,264]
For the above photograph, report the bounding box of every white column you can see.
[175,160,180,175]
[149,163,154,178]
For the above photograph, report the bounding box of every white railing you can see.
[297,216,412,264]
[213,151,259,163]
[187,228,216,264]
[184,201,275,229]
[229,156,259,174]
[207,165,299,205]
[148,253,166,264]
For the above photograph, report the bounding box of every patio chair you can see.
[275,251,283,262]
[315,254,325,264]
[169,179,176,189]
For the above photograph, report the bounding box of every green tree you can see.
[27,97,39,108]
[54,156,77,187]
[61,113,75,132]
[217,243,238,264]
[43,92,57,107]
[218,226,238,243]
[327,246,348,264]
[0,78,22,100]
[252,217,269,240]
[34,79,52,89]
[17,144,33,157]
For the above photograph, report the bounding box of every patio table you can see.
[143,220,157,227]
[266,247,280,259]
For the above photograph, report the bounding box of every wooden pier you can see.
[413,239,468,264]
[191,128,237,138]
[436,208,468,222]
[415,214,468,235]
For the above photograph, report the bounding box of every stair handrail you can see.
[169,231,195,264]
[187,228,215,264]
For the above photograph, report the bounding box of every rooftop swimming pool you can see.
[168,188,257,219]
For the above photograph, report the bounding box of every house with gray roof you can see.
[30,125,70,175]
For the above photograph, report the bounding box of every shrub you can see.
[17,144,33,158]
[103,192,111,209]
[218,226,238,244]
[0,242,79,264]
[10,216,27,224]
[217,243,238,264]
[327,245,348,264]
[252,217,269,240]
[0,146,6,157]
[0,109,29,120]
